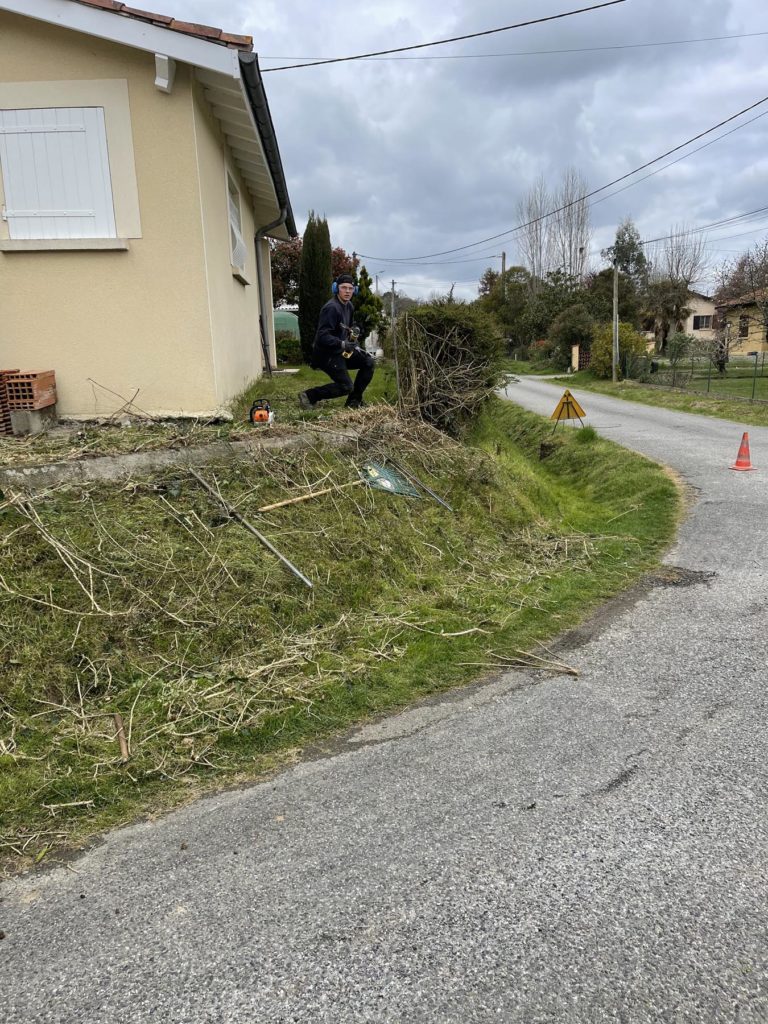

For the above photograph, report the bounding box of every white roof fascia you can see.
[197,67,280,216]
[0,0,241,78]
[235,73,280,214]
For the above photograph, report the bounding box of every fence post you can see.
[707,356,712,393]
[752,352,759,402]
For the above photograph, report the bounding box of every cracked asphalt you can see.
[2,379,768,1023]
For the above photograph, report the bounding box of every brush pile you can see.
[396,304,505,434]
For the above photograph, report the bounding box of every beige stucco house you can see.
[716,294,768,356]
[0,0,296,418]
[683,291,716,344]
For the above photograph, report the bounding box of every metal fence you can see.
[624,352,768,404]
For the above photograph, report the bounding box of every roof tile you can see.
[80,0,123,10]
[168,19,222,40]
[69,0,253,50]
[220,32,253,47]
[122,6,173,24]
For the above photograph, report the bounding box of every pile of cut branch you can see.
[397,313,504,434]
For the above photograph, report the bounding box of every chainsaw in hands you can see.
[341,325,361,359]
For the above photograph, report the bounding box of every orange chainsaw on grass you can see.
[248,399,274,426]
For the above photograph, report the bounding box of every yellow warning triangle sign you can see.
[550,388,587,423]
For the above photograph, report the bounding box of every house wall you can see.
[0,11,217,417]
[192,84,264,405]
[684,294,716,343]
[721,307,768,355]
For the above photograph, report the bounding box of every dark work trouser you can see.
[306,348,375,405]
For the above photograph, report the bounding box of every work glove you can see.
[341,339,357,354]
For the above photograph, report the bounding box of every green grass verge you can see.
[549,372,768,428]
[501,359,554,376]
[0,399,680,873]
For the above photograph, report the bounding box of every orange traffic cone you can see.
[730,431,756,471]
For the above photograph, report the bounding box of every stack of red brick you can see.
[0,370,57,435]
[0,369,18,436]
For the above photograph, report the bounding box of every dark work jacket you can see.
[312,296,354,361]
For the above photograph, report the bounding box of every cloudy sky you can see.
[165,0,765,298]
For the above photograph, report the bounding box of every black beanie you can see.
[336,274,355,286]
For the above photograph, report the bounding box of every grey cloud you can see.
[155,0,768,297]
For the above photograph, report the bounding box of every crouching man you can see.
[298,274,374,410]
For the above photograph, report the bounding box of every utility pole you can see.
[612,258,619,383]
[391,279,400,403]
[501,251,506,300]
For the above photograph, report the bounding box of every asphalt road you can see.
[3,380,768,1024]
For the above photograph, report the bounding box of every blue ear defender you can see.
[332,279,359,295]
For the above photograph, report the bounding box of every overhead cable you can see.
[261,1,627,72]
[357,93,768,263]
[261,31,768,64]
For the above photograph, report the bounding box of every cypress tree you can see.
[298,211,332,363]
[352,265,384,342]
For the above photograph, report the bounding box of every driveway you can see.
[3,380,768,1023]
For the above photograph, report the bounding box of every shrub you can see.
[397,303,504,434]
[591,322,648,379]
[547,303,594,370]
[275,330,303,365]
[667,331,693,368]
[529,338,554,362]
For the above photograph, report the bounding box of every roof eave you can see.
[1,0,242,76]
[238,52,297,238]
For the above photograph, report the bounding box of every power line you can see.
[260,1,627,73]
[585,110,768,212]
[372,207,768,277]
[260,31,768,64]
[358,93,768,263]
[640,206,768,246]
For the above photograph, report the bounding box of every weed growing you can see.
[0,401,679,872]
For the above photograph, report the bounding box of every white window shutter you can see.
[0,107,116,239]
[227,173,247,269]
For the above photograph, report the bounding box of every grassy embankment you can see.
[552,370,768,428]
[501,359,551,376]
[0,365,398,468]
[0,386,680,874]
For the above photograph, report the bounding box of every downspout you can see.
[255,207,287,376]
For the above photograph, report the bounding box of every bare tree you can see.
[515,175,553,289]
[713,237,768,362]
[549,167,591,279]
[644,224,708,350]
[647,223,708,288]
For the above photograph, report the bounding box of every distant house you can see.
[684,292,716,343]
[715,292,768,355]
[0,0,296,418]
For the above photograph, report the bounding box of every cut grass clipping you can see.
[0,401,679,873]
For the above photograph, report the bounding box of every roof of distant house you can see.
[68,0,253,50]
[716,288,768,308]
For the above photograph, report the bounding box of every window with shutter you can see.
[227,171,247,273]
[0,106,116,240]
